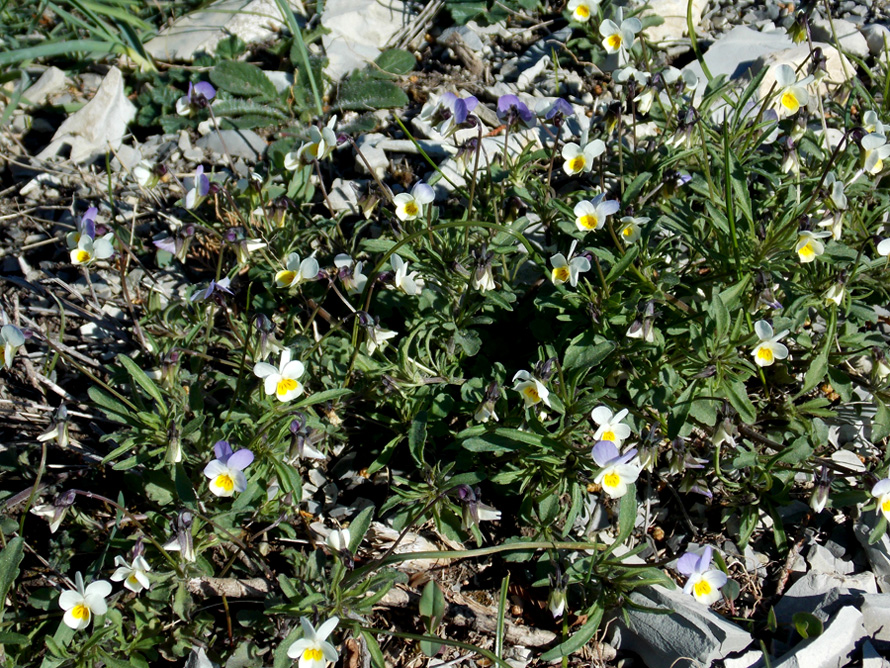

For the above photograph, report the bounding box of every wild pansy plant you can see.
[676,546,728,606]
[203,440,254,497]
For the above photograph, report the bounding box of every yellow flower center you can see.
[71,604,90,620]
[882,498,890,513]
[603,471,621,489]
[798,241,815,260]
[215,473,235,492]
[276,270,297,287]
[303,648,323,661]
[308,143,321,158]
[693,579,712,598]
[871,157,884,174]
[403,201,419,218]
[781,91,799,113]
[602,430,616,442]
[578,214,599,230]
[576,4,590,19]
[522,385,541,403]
[568,155,586,173]
[607,33,622,50]
[127,574,140,587]
[73,249,92,264]
[277,377,299,396]
[552,266,570,283]
[756,347,774,364]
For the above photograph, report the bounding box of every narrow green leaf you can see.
[605,245,640,283]
[724,379,756,424]
[348,505,375,554]
[621,171,652,208]
[539,605,604,661]
[117,354,167,413]
[409,412,428,466]
[0,538,25,617]
[293,388,352,408]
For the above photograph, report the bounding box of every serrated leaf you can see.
[210,61,277,99]
[375,49,416,76]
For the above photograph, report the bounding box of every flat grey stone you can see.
[145,0,303,61]
[862,638,890,667]
[439,25,484,52]
[809,17,869,58]
[862,23,890,55]
[774,571,876,624]
[22,67,67,107]
[327,178,361,215]
[611,584,752,668]
[724,649,766,668]
[807,543,854,576]
[641,0,708,45]
[771,606,865,668]
[861,593,890,643]
[37,66,136,164]
[854,517,890,593]
[321,0,411,82]
[196,129,266,161]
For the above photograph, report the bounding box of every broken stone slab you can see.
[863,638,890,668]
[36,66,135,164]
[196,129,267,162]
[862,23,890,56]
[321,0,412,82]
[327,178,362,215]
[854,517,890,593]
[771,606,865,668]
[806,543,854,576]
[773,570,877,624]
[610,584,753,668]
[499,26,572,85]
[145,0,304,62]
[809,17,870,60]
[21,67,68,107]
[861,593,890,643]
[640,0,708,47]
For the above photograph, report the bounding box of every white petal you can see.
[253,362,278,378]
[315,616,339,642]
[58,591,82,611]
[754,320,773,341]
[591,406,613,425]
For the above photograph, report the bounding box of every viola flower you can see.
[185,166,211,209]
[618,215,648,243]
[133,160,164,189]
[567,0,597,22]
[873,478,890,521]
[810,467,831,514]
[824,172,847,211]
[326,528,351,554]
[70,232,115,266]
[176,81,216,116]
[456,485,502,530]
[795,230,831,263]
[474,382,500,423]
[536,97,574,123]
[365,323,398,355]
[878,238,890,256]
[861,133,890,174]
[287,617,340,668]
[420,92,478,137]
[394,182,434,221]
[163,510,196,563]
[599,8,642,64]
[254,349,306,402]
[66,206,97,249]
[1,323,26,370]
[591,440,641,498]
[59,572,112,630]
[823,283,845,306]
[550,240,591,287]
[190,277,233,302]
[773,64,813,117]
[391,254,424,295]
[677,546,728,606]
[275,253,319,289]
[751,320,789,368]
[111,555,151,593]
[590,406,632,446]
[497,94,536,129]
[561,139,605,175]
[203,441,254,497]
[864,109,885,135]
[574,193,619,232]
[334,254,367,294]
[512,369,550,408]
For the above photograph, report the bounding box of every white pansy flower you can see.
[59,572,112,630]
[862,133,890,174]
[591,440,641,498]
[549,240,590,287]
[878,238,890,256]
[773,64,814,116]
[873,479,890,521]
[300,116,338,163]
[751,320,789,368]
[287,617,339,668]
[590,406,632,446]
[394,182,434,221]
[70,233,114,266]
[365,325,398,355]
[618,215,648,243]
[599,8,642,64]
[795,230,831,263]
[111,555,151,593]
[1,324,25,370]
[275,252,319,289]
[561,139,605,175]
[253,349,306,402]
[334,254,368,295]
[567,0,597,22]
[326,528,351,553]
[512,370,550,408]
[677,547,728,606]
[864,109,885,135]
[573,193,620,232]
[391,254,424,295]
[823,283,845,306]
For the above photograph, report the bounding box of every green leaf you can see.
[375,49,416,76]
[793,611,824,639]
[293,388,352,408]
[271,458,303,500]
[869,514,887,545]
[174,463,198,509]
[409,412,428,466]
[605,245,640,283]
[563,334,615,371]
[0,632,29,644]
[362,630,386,668]
[336,76,408,111]
[348,505,375,554]
[117,354,167,413]
[210,61,277,99]
[873,400,890,443]
[213,99,289,121]
[539,605,604,661]
[724,380,756,425]
[601,484,637,559]
[0,538,24,617]
[708,293,730,341]
[89,386,137,426]
[419,580,446,629]
[621,171,652,208]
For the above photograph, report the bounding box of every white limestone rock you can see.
[640,0,708,47]
[809,17,869,59]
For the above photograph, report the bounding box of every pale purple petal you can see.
[676,551,699,576]
[226,449,254,471]
[214,440,233,460]
[193,81,216,100]
[592,440,619,466]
